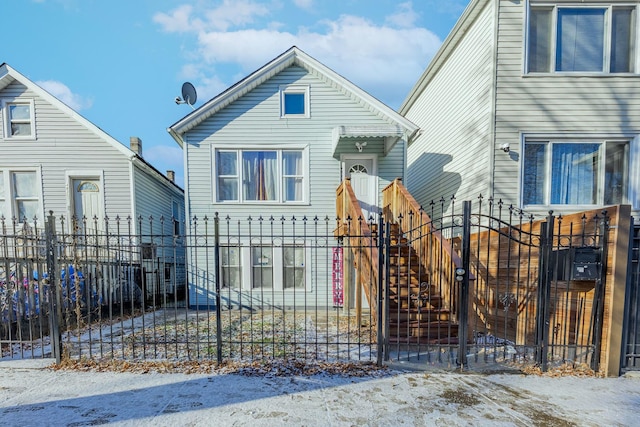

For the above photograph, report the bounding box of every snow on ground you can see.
[1,358,639,426]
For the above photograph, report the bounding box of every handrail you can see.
[335,179,379,318]
[381,178,473,314]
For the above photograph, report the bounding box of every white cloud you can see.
[293,0,314,11]
[37,80,93,111]
[155,2,442,109]
[385,2,419,28]
[154,1,270,33]
[144,144,185,186]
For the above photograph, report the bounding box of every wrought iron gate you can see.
[380,198,610,372]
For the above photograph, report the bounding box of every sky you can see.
[3,0,469,187]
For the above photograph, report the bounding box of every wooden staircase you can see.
[381,223,459,345]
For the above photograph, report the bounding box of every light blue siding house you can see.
[0,63,186,298]
[169,46,418,308]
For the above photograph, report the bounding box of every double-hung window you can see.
[219,244,308,291]
[215,148,306,203]
[0,170,41,221]
[527,4,636,73]
[3,100,35,138]
[522,139,629,206]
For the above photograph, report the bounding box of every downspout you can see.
[487,0,501,199]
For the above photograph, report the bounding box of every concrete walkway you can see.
[1,359,639,426]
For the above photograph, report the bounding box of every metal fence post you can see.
[376,213,386,367]
[214,212,222,363]
[457,201,471,368]
[45,212,61,363]
[536,214,554,371]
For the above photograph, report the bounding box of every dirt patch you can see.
[439,387,481,407]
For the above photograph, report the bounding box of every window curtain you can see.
[243,152,277,201]
[551,144,599,204]
[556,8,605,71]
[283,151,303,201]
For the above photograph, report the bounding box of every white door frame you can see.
[340,154,379,217]
[65,170,105,231]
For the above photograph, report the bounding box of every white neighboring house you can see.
[169,46,419,308]
[401,0,640,217]
[0,63,186,296]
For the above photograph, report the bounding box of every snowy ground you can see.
[1,358,639,426]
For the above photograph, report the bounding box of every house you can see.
[0,63,186,299]
[401,0,640,218]
[168,46,419,308]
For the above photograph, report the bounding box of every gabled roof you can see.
[399,0,489,115]
[0,63,183,193]
[168,46,419,146]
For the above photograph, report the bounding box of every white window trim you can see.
[0,166,44,223]
[211,145,310,205]
[524,1,639,75]
[519,133,638,209]
[219,242,312,292]
[2,98,36,140]
[279,84,310,118]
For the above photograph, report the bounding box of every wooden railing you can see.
[381,178,470,316]
[335,178,379,318]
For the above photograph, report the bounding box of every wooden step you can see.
[389,285,437,298]
[390,309,452,322]
[389,296,443,310]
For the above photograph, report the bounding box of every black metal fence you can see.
[0,203,612,372]
[1,214,377,364]
[381,198,610,372]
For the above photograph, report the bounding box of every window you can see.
[219,244,308,291]
[251,246,273,289]
[221,245,242,289]
[280,85,310,117]
[523,140,628,206]
[0,170,41,220]
[3,100,35,138]
[283,246,305,289]
[172,200,181,235]
[527,5,635,73]
[214,149,306,203]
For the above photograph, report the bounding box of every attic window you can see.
[280,85,309,118]
[3,99,35,139]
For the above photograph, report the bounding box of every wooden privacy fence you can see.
[379,178,631,376]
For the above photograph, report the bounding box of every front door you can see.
[72,178,103,232]
[342,156,378,221]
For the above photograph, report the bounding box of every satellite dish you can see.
[182,82,197,105]
[175,82,197,109]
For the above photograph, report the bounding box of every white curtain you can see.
[551,144,599,204]
[243,151,277,201]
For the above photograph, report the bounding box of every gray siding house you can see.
[0,63,186,295]
[169,46,418,308]
[402,0,640,217]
